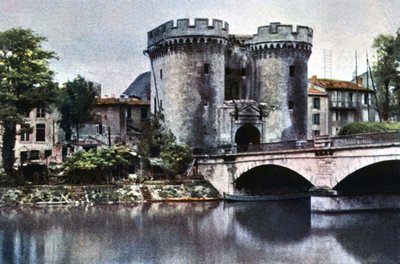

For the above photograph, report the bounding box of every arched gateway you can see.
[235,124,260,145]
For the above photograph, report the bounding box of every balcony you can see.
[329,100,357,109]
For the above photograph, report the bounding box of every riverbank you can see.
[0,180,221,206]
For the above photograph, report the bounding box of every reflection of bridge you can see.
[195,132,400,195]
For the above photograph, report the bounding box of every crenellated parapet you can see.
[147,18,229,47]
[247,22,313,59]
[250,22,313,44]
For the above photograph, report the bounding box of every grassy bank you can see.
[0,180,220,206]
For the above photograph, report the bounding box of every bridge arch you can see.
[235,124,260,145]
[333,160,400,195]
[234,164,312,195]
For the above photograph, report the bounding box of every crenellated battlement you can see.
[148,18,229,47]
[249,22,313,45]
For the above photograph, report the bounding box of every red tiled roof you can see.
[96,97,149,106]
[308,87,327,95]
[309,77,368,91]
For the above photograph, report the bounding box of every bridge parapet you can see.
[194,131,400,156]
[330,131,400,147]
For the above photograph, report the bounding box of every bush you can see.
[338,122,400,135]
[61,147,130,184]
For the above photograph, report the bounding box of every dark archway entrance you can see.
[235,165,312,195]
[235,124,260,145]
[334,160,400,195]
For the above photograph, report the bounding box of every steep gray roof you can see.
[122,71,151,100]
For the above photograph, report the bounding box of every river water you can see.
[0,201,399,264]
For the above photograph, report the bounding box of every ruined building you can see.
[144,18,313,149]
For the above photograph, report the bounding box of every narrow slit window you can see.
[288,100,294,110]
[160,69,163,79]
[204,64,210,74]
[289,65,295,77]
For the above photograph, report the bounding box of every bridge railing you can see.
[193,140,314,155]
[193,131,400,156]
[331,131,400,147]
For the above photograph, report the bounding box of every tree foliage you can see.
[61,146,130,184]
[0,28,57,177]
[372,31,400,121]
[159,131,192,177]
[57,75,97,141]
[138,115,192,178]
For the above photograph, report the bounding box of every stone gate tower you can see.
[250,22,313,141]
[145,19,313,149]
[146,19,229,147]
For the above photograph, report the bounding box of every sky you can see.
[1,0,400,96]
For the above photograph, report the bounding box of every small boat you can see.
[223,192,310,202]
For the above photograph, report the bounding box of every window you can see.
[225,83,239,100]
[313,97,320,109]
[20,151,28,164]
[30,150,40,160]
[289,65,295,77]
[44,150,52,158]
[313,113,320,125]
[241,68,246,77]
[160,69,163,80]
[204,64,210,74]
[349,92,353,104]
[36,124,45,142]
[20,124,30,142]
[141,108,148,119]
[96,124,103,135]
[126,108,132,119]
[288,100,294,110]
[364,93,369,105]
[334,110,340,121]
[313,130,320,136]
[36,107,45,118]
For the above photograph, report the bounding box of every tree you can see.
[137,115,192,178]
[57,75,97,142]
[372,32,400,120]
[0,28,57,177]
[159,130,192,178]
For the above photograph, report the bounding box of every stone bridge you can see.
[195,132,400,195]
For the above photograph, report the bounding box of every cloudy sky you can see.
[1,0,399,96]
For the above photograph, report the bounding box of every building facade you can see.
[307,75,377,137]
[145,18,313,148]
[77,98,150,148]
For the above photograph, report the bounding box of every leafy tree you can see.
[0,28,57,177]
[57,75,97,142]
[159,131,192,178]
[372,32,400,121]
[138,115,192,178]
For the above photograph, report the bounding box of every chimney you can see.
[356,77,363,86]
[311,75,318,82]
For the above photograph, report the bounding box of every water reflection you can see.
[0,203,399,263]
[230,200,310,244]
[313,212,400,264]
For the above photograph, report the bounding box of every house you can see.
[76,97,150,149]
[307,75,378,137]
[14,107,62,183]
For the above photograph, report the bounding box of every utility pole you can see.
[366,52,370,121]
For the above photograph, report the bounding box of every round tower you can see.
[146,18,229,148]
[249,22,313,141]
